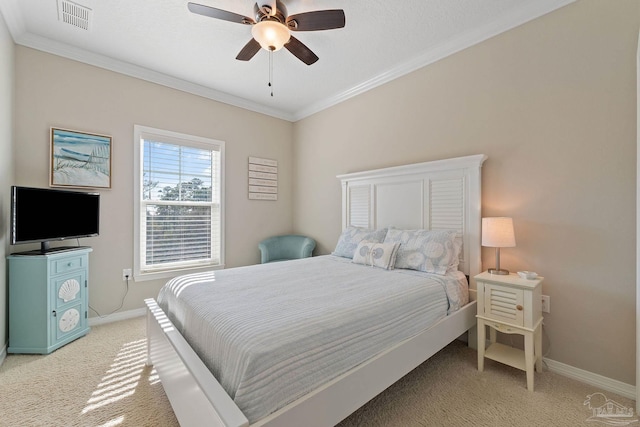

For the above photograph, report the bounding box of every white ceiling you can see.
[0,0,574,121]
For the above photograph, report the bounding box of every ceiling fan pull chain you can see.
[269,49,274,97]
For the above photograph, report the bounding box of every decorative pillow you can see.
[383,229,462,275]
[332,226,388,259]
[447,234,464,273]
[352,241,401,270]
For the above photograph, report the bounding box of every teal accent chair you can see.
[259,235,316,263]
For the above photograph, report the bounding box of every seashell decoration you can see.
[59,308,80,332]
[58,278,80,302]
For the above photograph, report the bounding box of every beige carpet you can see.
[0,317,635,426]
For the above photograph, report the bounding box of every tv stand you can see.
[11,246,91,256]
[7,247,92,354]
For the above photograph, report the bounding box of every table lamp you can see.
[482,217,516,275]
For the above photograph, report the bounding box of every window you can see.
[133,125,224,280]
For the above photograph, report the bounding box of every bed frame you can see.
[145,154,487,427]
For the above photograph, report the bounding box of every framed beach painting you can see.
[50,128,112,189]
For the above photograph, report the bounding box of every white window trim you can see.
[133,125,225,282]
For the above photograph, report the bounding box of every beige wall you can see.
[13,48,294,316]
[0,10,14,354]
[293,0,639,385]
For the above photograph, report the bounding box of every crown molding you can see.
[292,0,576,121]
[2,0,575,123]
[11,31,297,122]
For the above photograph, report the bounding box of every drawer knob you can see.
[516,305,523,311]
[68,263,72,267]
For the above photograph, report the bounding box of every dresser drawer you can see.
[52,255,85,275]
[483,283,524,326]
[484,319,522,334]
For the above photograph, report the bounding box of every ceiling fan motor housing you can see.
[254,1,288,24]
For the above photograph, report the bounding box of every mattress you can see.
[157,255,468,423]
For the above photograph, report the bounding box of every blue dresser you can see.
[8,247,92,354]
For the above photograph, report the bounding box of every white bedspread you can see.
[157,255,468,423]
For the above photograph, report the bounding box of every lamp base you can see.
[488,268,510,275]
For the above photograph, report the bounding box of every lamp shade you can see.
[251,20,291,52]
[482,217,516,248]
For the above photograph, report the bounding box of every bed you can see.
[145,154,487,427]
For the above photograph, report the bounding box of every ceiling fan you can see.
[187,1,346,65]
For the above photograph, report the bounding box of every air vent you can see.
[57,0,92,31]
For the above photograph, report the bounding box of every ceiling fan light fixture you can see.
[251,20,290,51]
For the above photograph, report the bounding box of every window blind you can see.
[138,133,223,274]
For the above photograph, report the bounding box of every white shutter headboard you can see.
[337,155,487,287]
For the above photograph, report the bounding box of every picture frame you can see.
[50,128,112,189]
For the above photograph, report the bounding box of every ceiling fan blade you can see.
[188,2,255,25]
[286,10,345,31]
[284,36,319,65]
[236,38,261,61]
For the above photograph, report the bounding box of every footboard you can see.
[145,298,249,427]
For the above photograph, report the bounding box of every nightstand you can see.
[475,271,543,391]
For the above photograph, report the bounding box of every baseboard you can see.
[88,308,146,327]
[544,357,636,400]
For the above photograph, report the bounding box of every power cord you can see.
[74,238,130,318]
[89,274,130,318]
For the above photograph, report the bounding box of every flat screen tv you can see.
[11,186,100,253]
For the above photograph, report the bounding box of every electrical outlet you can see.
[122,268,132,281]
[541,295,550,313]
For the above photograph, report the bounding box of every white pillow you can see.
[352,241,401,270]
[384,229,461,275]
[332,226,388,259]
